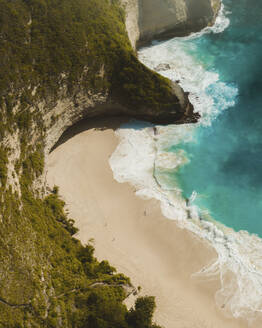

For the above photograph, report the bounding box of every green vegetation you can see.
[0,0,182,122]
[127,296,162,328]
[0,0,179,326]
[0,182,162,327]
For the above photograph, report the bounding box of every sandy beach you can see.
[46,117,248,328]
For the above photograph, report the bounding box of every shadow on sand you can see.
[50,115,132,153]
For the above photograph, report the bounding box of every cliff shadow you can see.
[50,115,132,153]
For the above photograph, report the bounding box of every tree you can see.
[127,296,161,328]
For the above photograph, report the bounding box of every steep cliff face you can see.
[121,0,221,47]
[139,0,220,43]
[120,0,140,49]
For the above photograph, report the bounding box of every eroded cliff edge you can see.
[122,0,221,48]
[0,0,219,326]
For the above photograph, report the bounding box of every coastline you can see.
[46,117,248,328]
[135,2,262,324]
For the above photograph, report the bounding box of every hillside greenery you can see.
[0,0,180,120]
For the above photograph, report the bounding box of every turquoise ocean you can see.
[110,0,262,323]
[170,0,262,237]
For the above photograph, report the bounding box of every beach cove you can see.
[47,117,248,328]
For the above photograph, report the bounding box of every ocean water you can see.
[172,0,262,237]
[110,0,262,324]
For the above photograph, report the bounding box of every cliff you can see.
[0,0,219,327]
[121,0,221,48]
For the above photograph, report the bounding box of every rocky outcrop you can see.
[46,0,221,153]
[44,82,196,155]
[121,0,221,48]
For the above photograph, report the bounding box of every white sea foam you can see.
[110,4,262,325]
[139,37,238,126]
[174,3,230,41]
[110,122,262,324]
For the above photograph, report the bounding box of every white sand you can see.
[46,117,248,328]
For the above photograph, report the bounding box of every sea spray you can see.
[110,2,262,324]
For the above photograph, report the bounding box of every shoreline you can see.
[46,117,248,328]
[136,2,262,323]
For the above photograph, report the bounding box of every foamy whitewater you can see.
[110,2,262,324]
